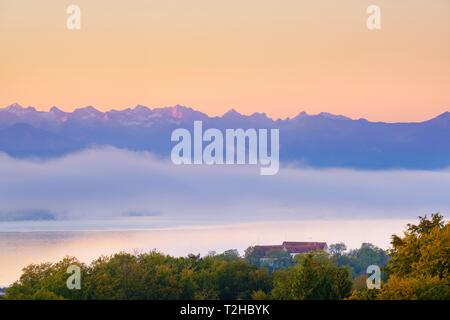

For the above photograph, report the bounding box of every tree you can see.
[377,275,450,300]
[350,214,450,300]
[329,243,347,256]
[271,252,352,300]
[333,243,389,277]
[215,249,241,261]
[194,256,272,300]
[86,252,148,299]
[388,213,449,279]
[5,256,87,300]
[244,246,265,267]
[259,249,294,272]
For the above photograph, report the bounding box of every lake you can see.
[0,217,414,286]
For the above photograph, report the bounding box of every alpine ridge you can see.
[1,103,449,169]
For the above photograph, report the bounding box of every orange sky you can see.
[1,0,449,121]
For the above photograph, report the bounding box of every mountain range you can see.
[1,103,450,169]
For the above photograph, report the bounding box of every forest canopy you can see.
[3,214,449,300]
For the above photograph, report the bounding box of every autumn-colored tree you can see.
[388,213,449,280]
[379,213,450,300]
[349,214,450,300]
[377,275,450,300]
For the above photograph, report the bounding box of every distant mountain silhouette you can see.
[1,103,450,169]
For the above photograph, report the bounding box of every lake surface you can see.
[0,217,415,286]
[2,150,449,286]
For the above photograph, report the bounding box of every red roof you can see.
[282,242,327,254]
[254,242,327,256]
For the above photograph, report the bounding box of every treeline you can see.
[3,214,449,300]
[3,250,352,300]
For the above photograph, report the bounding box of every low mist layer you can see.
[0,147,449,222]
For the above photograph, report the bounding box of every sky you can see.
[1,0,449,121]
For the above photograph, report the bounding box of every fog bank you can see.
[0,147,449,222]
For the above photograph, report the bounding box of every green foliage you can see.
[347,288,380,300]
[244,246,265,267]
[215,249,240,261]
[329,243,347,256]
[332,243,389,277]
[271,252,352,300]
[5,256,87,300]
[351,274,369,291]
[193,256,272,299]
[259,249,294,272]
[251,289,270,300]
[5,250,272,300]
[245,247,294,272]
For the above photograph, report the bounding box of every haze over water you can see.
[1,148,449,286]
[0,217,418,287]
